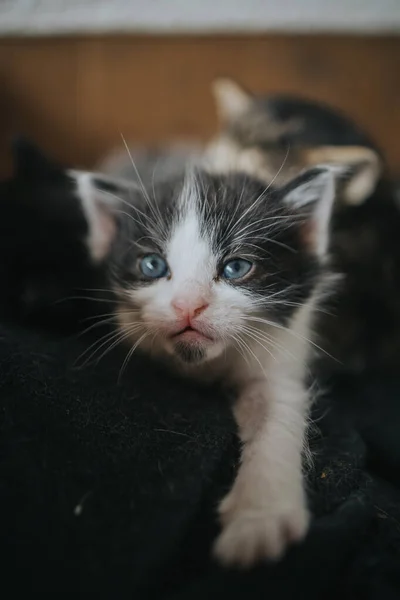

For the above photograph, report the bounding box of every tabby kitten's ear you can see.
[302,145,381,206]
[211,78,253,123]
[282,166,342,258]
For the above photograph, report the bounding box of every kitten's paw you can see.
[213,502,309,568]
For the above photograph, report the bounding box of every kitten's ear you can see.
[302,146,381,205]
[211,78,253,123]
[12,136,62,180]
[282,166,341,258]
[73,172,123,263]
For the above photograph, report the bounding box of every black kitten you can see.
[0,138,109,332]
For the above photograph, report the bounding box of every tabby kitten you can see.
[206,79,400,374]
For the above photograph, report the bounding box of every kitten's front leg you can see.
[214,376,310,567]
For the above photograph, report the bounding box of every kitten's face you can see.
[79,167,335,366]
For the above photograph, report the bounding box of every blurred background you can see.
[0,0,399,175]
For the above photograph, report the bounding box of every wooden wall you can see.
[0,34,399,177]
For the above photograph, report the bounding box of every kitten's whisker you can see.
[94,325,144,366]
[245,315,338,361]
[258,299,334,316]
[75,323,142,367]
[77,287,117,294]
[80,309,140,323]
[241,324,298,363]
[74,328,123,367]
[77,308,141,337]
[230,334,251,367]
[77,315,119,338]
[236,333,267,376]
[224,177,249,238]
[54,295,120,306]
[118,331,150,382]
[241,327,278,363]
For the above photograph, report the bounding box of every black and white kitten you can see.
[69,159,343,566]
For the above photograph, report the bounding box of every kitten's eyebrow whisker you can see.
[263,142,291,193]
[113,208,148,230]
[228,144,291,239]
[120,133,152,207]
[231,213,302,245]
[120,133,166,239]
[99,186,165,241]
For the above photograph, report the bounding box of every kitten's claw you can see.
[214,500,310,568]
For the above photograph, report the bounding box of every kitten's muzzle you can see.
[169,295,213,342]
[170,325,214,343]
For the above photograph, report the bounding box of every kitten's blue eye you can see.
[222,259,253,280]
[139,254,169,279]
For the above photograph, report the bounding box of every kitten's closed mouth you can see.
[171,326,213,343]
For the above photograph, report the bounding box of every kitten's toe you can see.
[213,506,309,568]
[217,490,237,526]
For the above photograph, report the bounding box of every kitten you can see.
[206,78,381,205]
[205,79,400,374]
[0,138,110,331]
[68,156,345,566]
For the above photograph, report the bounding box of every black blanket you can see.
[1,143,400,598]
[1,320,400,599]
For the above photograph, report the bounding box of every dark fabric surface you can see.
[1,321,400,599]
[1,146,400,598]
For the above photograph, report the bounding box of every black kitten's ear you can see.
[302,145,381,205]
[211,78,253,123]
[282,166,342,258]
[12,136,61,180]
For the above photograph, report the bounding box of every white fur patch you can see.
[168,205,214,294]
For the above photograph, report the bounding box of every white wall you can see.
[1,0,400,35]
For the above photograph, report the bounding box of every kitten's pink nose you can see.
[172,298,209,320]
